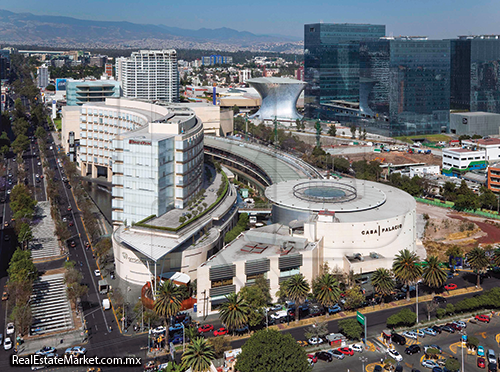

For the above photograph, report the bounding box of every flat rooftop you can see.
[82,101,167,123]
[445,148,481,153]
[203,224,316,267]
[463,138,500,146]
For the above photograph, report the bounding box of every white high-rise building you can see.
[117,50,179,102]
[37,64,49,88]
[238,69,251,83]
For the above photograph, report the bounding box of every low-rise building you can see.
[462,138,500,162]
[409,165,440,178]
[442,148,487,177]
[450,112,500,137]
[488,163,500,193]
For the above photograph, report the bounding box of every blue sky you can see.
[3,0,500,38]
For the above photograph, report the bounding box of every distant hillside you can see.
[0,9,301,52]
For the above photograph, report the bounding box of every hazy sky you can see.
[3,0,500,39]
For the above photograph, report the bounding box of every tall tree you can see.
[466,247,490,287]
[312,271,341,310]
[392,249,423,300]
[235,330,310,372]
[282,274,310,320]
[154,280,183,347]
[371,268,395,300]
[218,292,249,331]
[181,337,215,372]
[492,248,500,267]
[423,256,447,294]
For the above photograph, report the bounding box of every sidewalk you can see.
[19,328,86,356]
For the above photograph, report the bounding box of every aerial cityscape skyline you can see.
[2,1,500,41]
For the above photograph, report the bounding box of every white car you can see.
[94,270,101,277]
[453,320,466,329]
[150,326,166,334]
[351,344,363,352]
[387,348,403,362]
[403,331,418,340]
[6,322,14,335]
[4,337,12,350]
[421,360,439,369]
[308,337,324,345]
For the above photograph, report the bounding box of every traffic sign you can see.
[357,311,366,326]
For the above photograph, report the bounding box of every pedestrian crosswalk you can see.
[29,202,61,260]
[30,273,74,336]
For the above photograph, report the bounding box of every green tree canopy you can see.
[239,276,271,327]
[235,329,310,372]
[338,318,364,340]
[12,133,29,155]
[35,126,47,140]
[7,248,37,283]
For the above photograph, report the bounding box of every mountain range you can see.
[0,9,302,51]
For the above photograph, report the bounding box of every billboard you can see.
[56,79,67,91]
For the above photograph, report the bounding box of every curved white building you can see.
[246,77,306,122]
[265,178,417,273]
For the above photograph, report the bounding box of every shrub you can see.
[436,308,446,319]
[179,216,186,224]
[386,308,416,328]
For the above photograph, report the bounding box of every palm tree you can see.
[422,256,447,294]
[371,268,394,301]
[218,292,249,331]
[466,247,490,287]
[283,274,310,320]
[492,248,500,267]
[392,249,423,300]
[312,272,341,311]
[181,337,215,372]
[184,325,199,343]
[154,280,183,348]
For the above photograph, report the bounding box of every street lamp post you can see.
[265,307,269,330]
[181,323,185,353]
[459,329,467,372]
[360,356,368,372]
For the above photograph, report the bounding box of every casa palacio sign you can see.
[361,224,403,236]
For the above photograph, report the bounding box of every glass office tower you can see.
[304,23,386,116]
[359,38,450,136]
[451,36,500,113]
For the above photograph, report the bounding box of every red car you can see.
[307,354,318,363]
[213,327,228,336]
[337,347,354,356]
[476,315,491,323]
[68,221,74,227]
[198,324,214,333]
[445,283,457,291]
[478,357,486,369]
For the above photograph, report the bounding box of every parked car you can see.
[387,348,403,362]
[415,329,425,338]
[328,349,345,360]
[422,328,436,336]
[489,363,498,372]
[424,345,442,354]
[213,327,228,336]
[198,324,214,333]
[478,346,486,357]
[444,283,457,291]
[431,325,442,334]
[328,304,342,314]
[268,304,282,312]
[4,337,11,350]
[421,360,439,369]
[453,321,466,329]
[315,351,332,362]
[432,367,443,372]
[307,354,318,364]
[64,346,86,355]
[441,325,455,333]
[403,331,418,340]
[35,346,56,356]
[169,323,183,333]
[337,347,354,356]
[478,358,486,369]
[488,350,496,365]
[308,337,324,345]
[235,325,249,334]
[351,344,363,353]
[170,335,183,345]
[6,322,14,335]
[405,345,421,355]
[476,315,491,323]
[447,322,463,331]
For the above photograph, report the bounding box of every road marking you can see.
[365,340,376,352]
[95,324,98,331]
[366,363,383,372]
[496,334,500,344]
[479,332,487,339]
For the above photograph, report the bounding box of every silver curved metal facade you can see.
[247,77,306,121]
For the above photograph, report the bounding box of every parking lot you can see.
[309,313,500,372]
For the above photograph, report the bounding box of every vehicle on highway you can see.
[421,360,439,369]
[328,349,345,360]
[337,347,353,356]
[4,337,12,350]
[308,337,324,345]
[488,350,496,364]
[387,348,403,362]
[478,357,486,369]
[213,327,228,336]
[68,221,74,227]
[315,351,333,362]
[433,296,447,304]
[67,206,72,211]
[476,315,491,323]
[403,331,418,340]
[94,270,101,277]
[65,346,86,355]
[36,346,56,355]
[444,283,457,291]
[70,240,76,248]
[351,344,363,352]
[197,324,214,333]
[405,345,421,355]
[6,322,14,335]
[2,291,8,301]
[479,346,486,356]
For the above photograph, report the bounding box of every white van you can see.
[102,298,110,310]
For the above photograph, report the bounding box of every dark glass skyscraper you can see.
[304,23,386,114]
[360,38,451,135]
[451,36,500,113]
